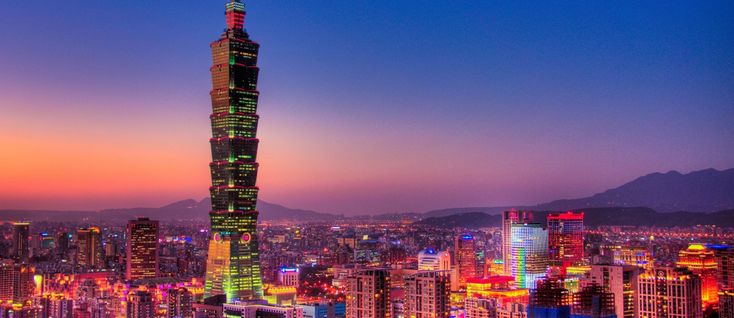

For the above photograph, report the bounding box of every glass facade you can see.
[204,0,264,302]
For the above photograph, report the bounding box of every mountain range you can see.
[1,167,732,224]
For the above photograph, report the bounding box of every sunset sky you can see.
[1,1,733,215]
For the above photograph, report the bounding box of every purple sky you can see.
[0,1,732,214]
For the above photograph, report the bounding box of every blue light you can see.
[461,234,473,240]
[425,248,436,254]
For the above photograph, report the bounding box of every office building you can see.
[676,243,718,306]
[204,0,264,302]
[547,212,584,270]
[404,271,451,318]
[455,234,477,287]
[582,265,638,318]
[503,210,532,276]
[76,227,103,269]
[510,223,548,289]
[346,269,391,318]
[127,290,155,318]
[12,222,30,262]
[168,287,193,318]
[634,267,702,318]
[126,218,160,281]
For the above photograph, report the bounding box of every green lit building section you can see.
[204,0,264,302]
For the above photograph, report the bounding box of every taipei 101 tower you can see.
[204,0,264,302]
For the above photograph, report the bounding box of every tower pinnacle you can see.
[225,0,245,31]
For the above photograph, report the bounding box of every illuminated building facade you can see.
[711,245,734,291]
[583,265,639,318]
[404,271,451,318]
[547,212,584,270]
[204,0,264,302]
[465,276,528,304]
[612,247,651,268]
[676,243,718,306]
[465,297,527,318]
[167,287,193,318]
[510,223,548,289]
[12,222,30,262]
[76,227,102,269]
[503,210,532,276]
[346,269,391,318]
[635,267,702,318]
[127,290,155,318]
[455,235,478,288]
[418,249,451,272]
[126,218,160,281]
[277,267,299,287]
[224,300,304,318]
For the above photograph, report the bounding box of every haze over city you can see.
[1,1,733,214]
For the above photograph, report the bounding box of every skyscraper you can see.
[346,269,391,318]
[634,267,702,318]
[126,218,160,281]
[76,227,102,269]
[404,271,451,318]
[510,223,548,289]
[455,234,478,287]
[12,222,30,262]
[204,0,264,302]
[583,264,639,318]
[168,287,193,318]
[547,211,584,270]
[676,243,718,307]
[503,210,532,276]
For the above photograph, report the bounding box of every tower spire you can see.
[225,0,246,31]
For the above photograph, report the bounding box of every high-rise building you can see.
[612,247,651,268]
[127,290,155,318]
[634,267,702,318]
[12,222,30,261]
[346,269,391,318]
[465,297,528,318]
[417,249,451,272]
[721,290,734,318]
[711,244,734,291]
[570,285,616,318]
[0,260,14,303]
[527,278,571,318]
[203,0,264,302]
[404,271,451,318]
[583,264,639,318]
[510,223,548,289]
[676,243,718,306]
[503,210,532,276]
[465,276,529,305]
[455,234,478,287]
[168,287,193,318]
[547,212,584,270]
[126,218,160,281]
[76,227,103,269]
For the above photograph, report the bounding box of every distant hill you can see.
[416,207,734,229]
[0,199,336,223]
[420,168,734,217]
[537,168,734,212]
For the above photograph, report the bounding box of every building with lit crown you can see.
[455,235,478,288]
[418,249,451,272]
[204,0,264,302]
[676,243,718,307]
[12,222,30,262]
[547,212,584,270]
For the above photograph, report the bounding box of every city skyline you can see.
[1,1,733,215]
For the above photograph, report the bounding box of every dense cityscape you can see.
[2,1,733,318]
